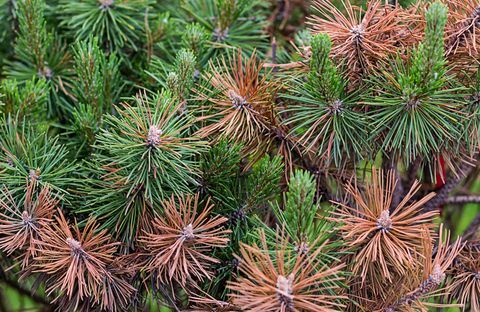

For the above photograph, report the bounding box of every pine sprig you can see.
[198,139,243,203]
[58,0,152,53]
[69,36,123,157]
[0,117,79,202]
[6,0,75,118]
[271,170,338,259]
[0,78,48,118]
[95,91,206,200]
[180,0,269,59]
[366,2,466,166]
[282,33,369,167]
[147,49,197,105]
[79,91,207,247]
[195,50,278,165]
[13,0,51,71]
[71,36,122,114]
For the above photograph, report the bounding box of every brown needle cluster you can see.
[33,211,135,311]
[227,230,346,312]
[444,0,480,65]
[333,168,465,311]
[139,193,230,287]
[447,241,480,311]
[333,169,438,285]
[381,225,464,312]
[0,182,56,268]
[308,0,421,81]
[195,50,279,163]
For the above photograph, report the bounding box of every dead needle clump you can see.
[32,211,135,311]
[308,0,420,80]
[195,50,278,161]
[0,182,57,268]
[332,168,438,285]
[139,193,230,286]
[447,241,480,311]
[382,225,464,311]
[227,230,346,312]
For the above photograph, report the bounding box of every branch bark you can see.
[404,157,422,191]
[382,152,403,211]
[423,160,476,212]
[446,195,480,205]
[463,213,480,241]
[0,273,51,307]
[0,256,52,309]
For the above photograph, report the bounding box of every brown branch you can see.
[404,157,422,191]
[271,37,278,73]
[0,272,51,307]
[446,195,480,205]
[383,271,443,312]
[0,289,7,312]
[382,153,403,210]
[423,160,476,212]
[463,213,480,241]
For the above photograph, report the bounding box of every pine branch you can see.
[383,273,442,312]
[463,213,480,241]
[424,160,476,212]
[0,266,52,308]
[282,33,369,167]
[382,152,403,210]
[446,195,480,205]
[271,37,278,73]
[366,2,463,166]
[403,157,422,192]
[0,287,6,312]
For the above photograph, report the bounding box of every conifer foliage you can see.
[1,0,480,311]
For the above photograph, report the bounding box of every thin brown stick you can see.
[0,271,51,307]
[424,160,476,212]
[404,157,422,191]
[463,213,480,240]
[446,195,480,205]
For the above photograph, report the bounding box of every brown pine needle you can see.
[445,0,480,60]
[332,169,438,285]
[447,241,480,311]
[227,229,346,312]
[195,50,278,161]
[308,0,421,81]
[139,193,230,287]
[33,211,134,311]
[0,181,57,268]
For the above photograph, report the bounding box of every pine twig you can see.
[446,195,480,205]
[0,269,51,307]
[384,270,444,312]
[463,213,480,241]
[423,160,476,212]
[0,289,7,312]
[271,37,278,73]
[382,153,403,210]
[404,157,422,191]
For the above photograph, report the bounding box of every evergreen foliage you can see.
[283,33,369,167]
[1,0,480,311]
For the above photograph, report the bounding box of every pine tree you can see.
[2,0,480,311]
